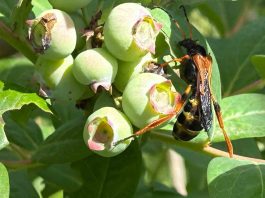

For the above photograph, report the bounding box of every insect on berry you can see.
[115,5,234,158]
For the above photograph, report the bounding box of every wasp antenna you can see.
[179,5,192,39]
[173,19,186,39]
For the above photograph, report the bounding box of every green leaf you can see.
[81,0,101,25]
[209,18,265,96]
[32,118,91,164]
[9,170,39,198]
[0,125,8,151]
[215,138,262,159]
[0,82,51,115]
[142,141,173,188]
[9,0,32,33]
[251,55,265,79]
[151,7,179,57]
[192,93,265,143]
[207,157,265,198]
[93,91,115,111]
[0,0,17,25]
[39,164,83,192]
[48,190,63,198]
[69,141,142,198]
[0,148,18,161]
[173,145,211,193]
[0,56,36,89]
[196,0,256,36]
[135,183,182,198]
[0,82,51,150]
[213,93,265,142]
[0,163,9,198]
[31,0,52,16]
[4,110,44,150]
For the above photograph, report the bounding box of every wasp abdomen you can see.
[172,119,201,141]
[172,99,203,141]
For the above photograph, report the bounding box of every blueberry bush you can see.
[0,0,265,197]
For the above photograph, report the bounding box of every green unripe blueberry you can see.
[114,53,154,92]
[28,9,76,60]
[73,48,118,92]
[36,55,88,102]
[48,0,92,13]
[122,73,180,128]
[83,107,133,157]
[36,55,73,88]
[103,3,162,61]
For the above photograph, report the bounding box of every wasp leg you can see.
[211,96,234,158]
[159,54,190,67]
[113,85,192,146]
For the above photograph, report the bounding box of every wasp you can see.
[115,6,233,157]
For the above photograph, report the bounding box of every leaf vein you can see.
[224,111,265,121]
[225,32,265,95]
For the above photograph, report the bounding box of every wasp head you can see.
[178,39,207,57]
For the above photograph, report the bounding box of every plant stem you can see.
[0,159,32,169]
[9,143,31,160]
[150,131,265,163]
[0,21,37,64]
[231,79,265,95]
[0,159,44,169]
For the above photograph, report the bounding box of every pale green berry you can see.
[103,3,162,61]
[48,0,92,13]
[114,53,154,92]
[72,48,118,92]
[28,9,76,60]
[36,55,88,102]
[83,107,133,157]
[122,73,180,128]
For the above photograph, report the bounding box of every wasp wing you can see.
[193,54,213,132]
[200,73,212,131]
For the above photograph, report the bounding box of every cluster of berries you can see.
[28,2,179,157]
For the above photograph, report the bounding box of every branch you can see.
[0,21,37,63]
[150,131,265,163]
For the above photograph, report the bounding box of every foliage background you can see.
[0,0,265,198]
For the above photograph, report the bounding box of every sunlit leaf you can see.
[213,94,265,142]
[207,157,265,198]
[0,82,51,150]
[0,163,9,198]
[31,0,52,16]
[48,190,63,198]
